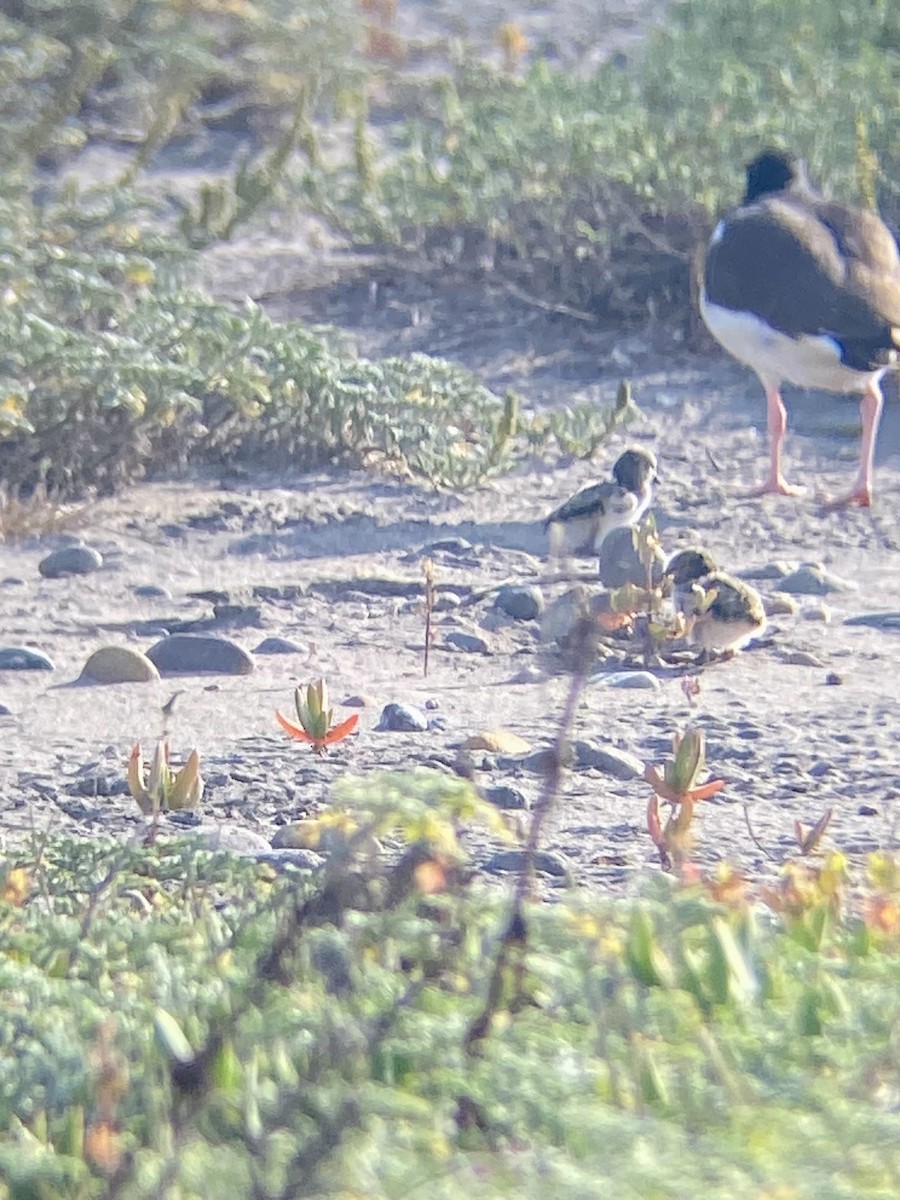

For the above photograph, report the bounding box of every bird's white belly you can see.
[700,293,878,394]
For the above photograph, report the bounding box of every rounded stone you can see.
[191,825,271,855]
[482,848,571,878]
[134,584,172,600]
[598,526,665,590]
[444,630,491,654]
[574,741,644,779]
[376,702,429,732]
[146,633,255,676]
[495,584,545,621]
[592,670,661,690]
[485,784,530,810]
[80,645,161,684]
[39,546,103,578]
[0,646,55,671]
[253,636,306,655]
[779,565,855,596]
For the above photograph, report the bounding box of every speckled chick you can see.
[665,547,766,655]
[545,448,658,557]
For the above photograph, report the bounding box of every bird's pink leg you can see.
[821,381,883,510]
[748,386,804,497]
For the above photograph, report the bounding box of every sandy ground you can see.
[3,318,900,894]
[2,0,900,894]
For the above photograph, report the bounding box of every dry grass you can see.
[0,483,93,544]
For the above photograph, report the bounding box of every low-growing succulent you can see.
[644,726,725,870]
[127,740,203,814]
[276,679,359,754]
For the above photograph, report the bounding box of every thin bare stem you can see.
[743,802,774,861]
[466,610,597,1052]
[422,557,436,677]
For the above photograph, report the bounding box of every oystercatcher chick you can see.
[665,548,766,658]
[544,448,658,557]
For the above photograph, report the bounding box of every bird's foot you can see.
[820,484,872,512]
[745,477,806,499]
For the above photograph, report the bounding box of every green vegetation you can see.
[4,4,900,1192]
[2,774,900,1198]
[338,0,900,318]
[3,0,898,503]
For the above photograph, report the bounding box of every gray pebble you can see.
[134,584,172,599]
[781,650,825,668]
[495,584,544,621]
[843,612,900,629]
[508,664,547,684]
[74,773,130,798]
[779,565,856,595]
[257,848,324,871]
[825,672,843,686]
[213,604,263,628]
[419,537,475,557]
[485,784,530,810]
[253,636,306,655]
[590,670,661,690]
[482,848,572,878]
[574,742,644,779]
[146,633,255,676]
[738,561,794,581]
[376,702,429,732]
[444,630,491,654]
[597,526,665,590]
[434,593,462,612]
[38,545,103,578]
[190,826,272,855]
[510,747,561,775]
[0,646,55,671]
[540,586,591,646]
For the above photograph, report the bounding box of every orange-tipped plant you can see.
[644,726,725,871]
[127,741,203,815]
[276,679,359,755]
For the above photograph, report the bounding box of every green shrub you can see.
[330,0,900,322]
[1,787,900,1198]
[3,179,626,497]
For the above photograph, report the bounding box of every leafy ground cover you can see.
[4,2,900,1194]
[2,0,899,502]
[2,772,900,1198]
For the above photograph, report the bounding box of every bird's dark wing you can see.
[705,198,900,371]
[544,481,632,529]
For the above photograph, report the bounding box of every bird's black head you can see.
[743,149,806,204]
[665,547,718,586]
[612,448,658,492]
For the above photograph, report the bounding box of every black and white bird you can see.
[700,149,900,508]
[665,548,766,657]
[544,448,658,557]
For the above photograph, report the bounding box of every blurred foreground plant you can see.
[645,726,725,871]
